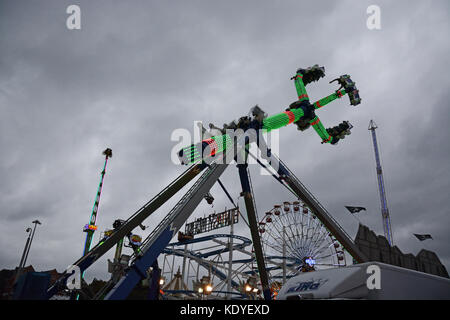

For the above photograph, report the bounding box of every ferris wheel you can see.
[259,201,346,284]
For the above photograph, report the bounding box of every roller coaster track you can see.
[160,234,252,291]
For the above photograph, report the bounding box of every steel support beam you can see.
[237,163,271,300]
[104,163,228,299]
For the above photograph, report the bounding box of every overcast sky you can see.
[1,0,449,283]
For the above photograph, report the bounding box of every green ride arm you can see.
[293,72,310,102]
[262,108,304,132]
[179,69,355,164]
[293,71,336,143]
[312,89,347,110]
[310,116,332,144]
[179,133,233,165]
[178,108,307,165]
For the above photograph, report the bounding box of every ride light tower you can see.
[368,120,393,245]
[82,148,112,256]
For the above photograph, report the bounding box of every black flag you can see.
[414,234,433,241]
[345,206,366,214]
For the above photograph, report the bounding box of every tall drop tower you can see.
[368,120,393,245]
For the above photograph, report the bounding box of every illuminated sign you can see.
[185,208,239,236]
[305,258,316,266]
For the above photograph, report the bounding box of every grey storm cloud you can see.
[0,0,449,282]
